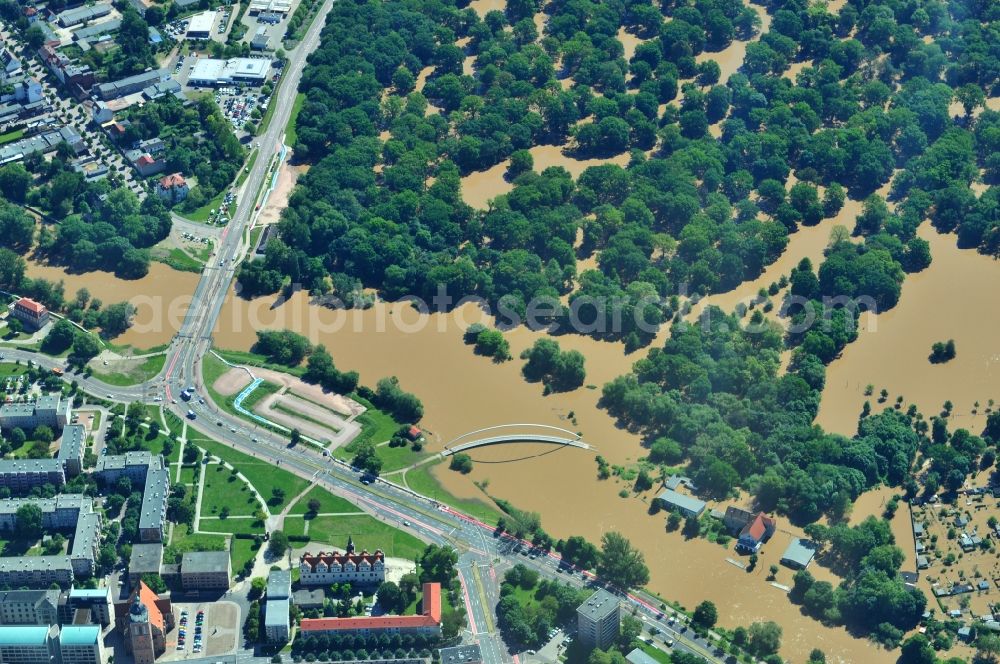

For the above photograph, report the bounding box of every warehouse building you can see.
[186,11,216,39]
[57,4,112,28]
[188,57,270,87]
[95,70,169,100]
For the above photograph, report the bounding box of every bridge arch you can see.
[441,424,595,456]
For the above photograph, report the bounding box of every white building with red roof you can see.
[8,297,49,330]
[298,536,385,586]
[155,172,189,203]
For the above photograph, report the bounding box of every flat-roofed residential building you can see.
[0,497,100,586]
[577,589,620,650]
[0,459,65,493]
[58,625,103,664]
[138,467,168,542]
[8,297,48,330]
[181,551,231,591]
[0,393,71,431]
[264,570,292,642]
[58,424,86,477]
[95,451,162,486]
[61,587,114,628]
[128,543,163,588]
[264,598,289,643]
[0,625,57,664]
[0,590,60,625]
[0,557,74,588]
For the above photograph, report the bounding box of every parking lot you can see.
[165,601,240,660]
[216,87,263,132]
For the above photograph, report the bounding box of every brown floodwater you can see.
[817,223,1000,436]
[460,145,631,209]
[25,259,200,349]
[616,27,644,63]
[696,3,772,83]
[212,289,894,662]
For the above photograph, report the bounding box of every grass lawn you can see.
[214,347,305,377]
[285,93,305,146]
[142,430,182,463]
[189,433,309,511]
[241,380,279,411]
[334,397,429,472]
[231,537,261,572]
[404,460,500,525]
[0,363,29,379]
[301,514,425,559]
[0,128,24,145]
[288,485,358,515]
[155,246,204,273]
[164,410,185,437]
[167,524,227,556]
[200,516,265,535]
[283,516,306,538]
[179,465,198,484]
[202,463,263,517]
[90,354,167,386]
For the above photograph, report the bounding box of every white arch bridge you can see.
[440,424,596,456]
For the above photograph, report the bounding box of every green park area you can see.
[90,354,167,386]
[288,485,357,515]
[189,433,309,512]
[201,462,264,519]
[284,512,425,560]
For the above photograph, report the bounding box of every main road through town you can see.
[4,1,728,660]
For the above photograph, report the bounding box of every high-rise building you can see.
[577,589,621,650]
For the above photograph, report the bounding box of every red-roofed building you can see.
[134,153,165,177]
[406,426,422,441]
[116,581,174,664]
[299,540,385,586]
[156,172,189,203]
[300,583,442,637]
[736,513,776,553]
[9,297,49,330]
[24,6,38,22]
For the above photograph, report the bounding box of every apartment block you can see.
[577,589,620,650]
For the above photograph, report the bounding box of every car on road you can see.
[664,639,674,647]
[402,520,410,526]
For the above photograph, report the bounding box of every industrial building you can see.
[577,589,621,650]
[248,0,290,13]
[57,3,112,28]
[95,70,169,100]
[188,57,270,87]
[186,11,216,39]
[0,126,84,165]
[251,27,269,50]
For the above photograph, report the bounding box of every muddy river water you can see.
[211,201,905,663]
[25,259,201,349]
